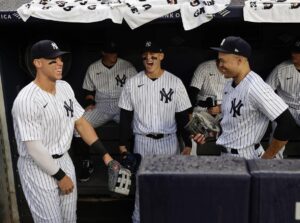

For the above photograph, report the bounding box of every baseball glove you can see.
[185,111,220,141]
[107,160,131,196]
[120,152,142,174]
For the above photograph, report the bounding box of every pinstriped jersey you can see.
[266,60,300,124]
[217,71,288,149]
[12,81,84,157]
[118,70,192,135]
[83,58,137,103]
[190,60,228,104]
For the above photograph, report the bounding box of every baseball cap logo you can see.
[295,41,300,47]
[51,42,59,50]
[220,38,225,46]
[146,41,152,47]
[234,48,239,52]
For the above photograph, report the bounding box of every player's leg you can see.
[58,153,77,223]
[132,134,179,223]
[17,157,64,223]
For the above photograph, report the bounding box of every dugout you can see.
[0,0,300,222]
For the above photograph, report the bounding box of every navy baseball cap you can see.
[102,40,118,53]
[142,40,163,54]
[290,39,300,53]
[211,36,252,59]
[31,40,69,60]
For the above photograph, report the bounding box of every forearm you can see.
[25,140,60,176]
[175,109,192,148]
[262,138,288,159]
[119,109,133,152]
[75,117,98,145]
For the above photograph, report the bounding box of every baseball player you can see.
[12,40,120,222]
[193,36,298,159]
[74,40,137,182]
[189,59,228,154]
[118,40,192,223]
[266,38,300,158]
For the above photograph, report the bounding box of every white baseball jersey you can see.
[82,58,137,126]
[119,70,192,136]
[217,71,288,151]
[119,70,191,223]
[12,80,84,222]
[190,59,228,108]
[266,60,300,125]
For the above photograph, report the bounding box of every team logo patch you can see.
[115,74,126,87]
[230,98,243,117]
[64,99,74,117]
[160,88,174,103]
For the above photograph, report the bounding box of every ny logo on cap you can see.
[146,41,152,47]
[295,41,300,47]
[220,39,225,46]
[51,42,59,50]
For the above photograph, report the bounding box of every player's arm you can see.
[175,109,192,155]
[119,108,134,154]
[25,140,74,195]
[75,117,113,165]
[262,109,298,159]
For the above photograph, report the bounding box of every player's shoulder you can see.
[117,58,135,68]
[195,60,216,72]
[56,80,72,89]
[12,82,38,109]
[87,59,103,69]
[274,60,294,71]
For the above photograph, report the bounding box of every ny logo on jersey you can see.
[64,99,74,117]
[115,74,127,87]
[230,98,243,117]
[160,88,174,103]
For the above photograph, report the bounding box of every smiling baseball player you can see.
[266,38,300,158]
[12,40,125,222]
[193,36,298,159]
[118,40,192,223]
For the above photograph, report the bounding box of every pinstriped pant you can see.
[132,134,179,223]
[18,153,77,223]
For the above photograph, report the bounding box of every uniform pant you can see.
[220,144,265,160]
[132,134,179,223]
[18,153,77,223]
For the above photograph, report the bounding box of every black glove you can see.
[120,151,142,174]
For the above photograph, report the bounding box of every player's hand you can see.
[181,147,192,155]
[260,151,275,159]
[85,105,95,112]
[207,105,221,116]
[58,175,74,195]
[192,133,206,144]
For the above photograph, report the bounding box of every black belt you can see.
[146,134,167,140]
[219,144,260,155]
[52,154,64,159]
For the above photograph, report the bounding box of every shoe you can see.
[78,160,94,182]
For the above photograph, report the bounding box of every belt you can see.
[219,144,260,155]
[52,154,64,159]
[145,134,168,140]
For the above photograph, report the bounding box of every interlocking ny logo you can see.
[64,99,74,117]
[146,41,152,47]
[230,98,243,117]
[160,88,174,103]
[115,74,126,87]
[51,42,59,50]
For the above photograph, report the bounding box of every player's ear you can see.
[159,52,165,61]
[33,59,42,68]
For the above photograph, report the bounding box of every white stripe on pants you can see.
[18,153,77,223]
[132,134,179,223]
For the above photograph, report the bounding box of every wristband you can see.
[90,139,108,157]
[52,168,66,181]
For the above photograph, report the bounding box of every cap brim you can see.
[210,47,233,54]
[45,51,70,59]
